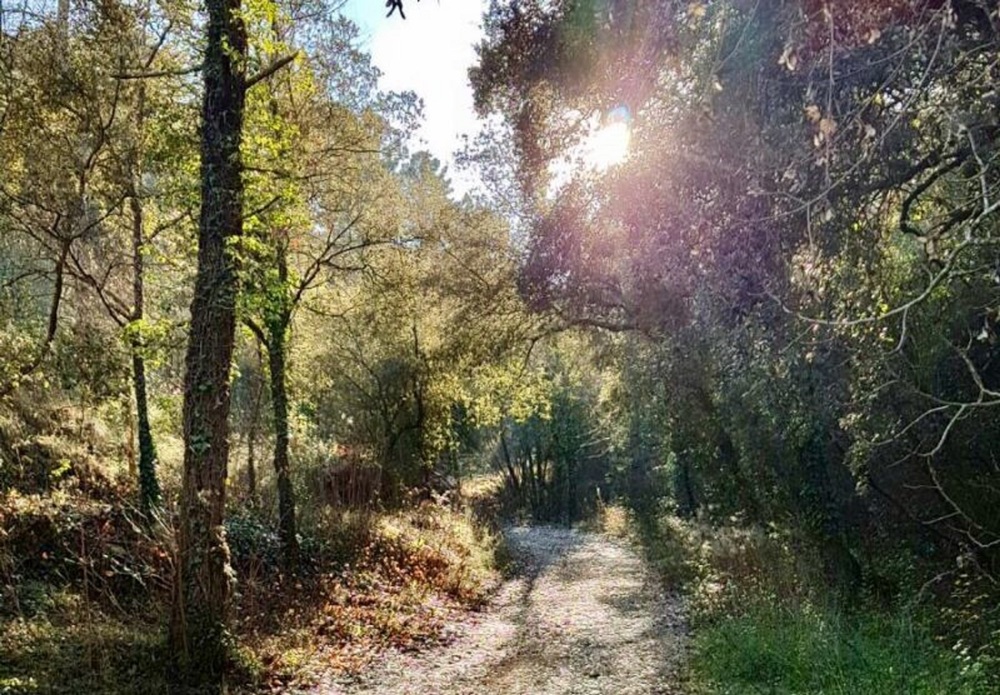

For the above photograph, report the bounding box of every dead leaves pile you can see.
[241,506,498,690]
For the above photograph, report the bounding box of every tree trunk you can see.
[255,17,296,561]
[499,426,519,492]
[132,352,160,515]
[266,324,298,570]
[129,120,161,516]
[126,394,137,479]
[170,0,247,686]
[245,340,264,506]
[718,429,760,520]
[246,425,257,502]
[676,455,698,517]
[411,322,430,495]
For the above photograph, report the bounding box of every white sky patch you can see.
[344,0,489,197]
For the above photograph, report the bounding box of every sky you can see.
[342,0,490,196]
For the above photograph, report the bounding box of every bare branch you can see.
[113,64,202,81]
[246,53,298,90]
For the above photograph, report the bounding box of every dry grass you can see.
[0,481,503,693]
[236,502,503,690]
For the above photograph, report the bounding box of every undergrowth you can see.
[0,484,503,693]
[0,600,169,694]
[237,502,502,689]
[694,604,988,694]
[606,505,997,694]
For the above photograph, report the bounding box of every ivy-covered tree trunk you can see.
[265,318,299,569]
[170,0,247,686]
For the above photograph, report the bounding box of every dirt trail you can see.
[320,526,688,695]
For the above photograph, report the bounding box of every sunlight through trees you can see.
[1,0,998,691]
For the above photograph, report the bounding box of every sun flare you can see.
[583,120,631,171]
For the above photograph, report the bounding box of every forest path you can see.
[320,526,688,694]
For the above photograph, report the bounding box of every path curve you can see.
[320,526,688,694]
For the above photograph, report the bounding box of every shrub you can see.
[624,508,998,693]
[692,603,990,694]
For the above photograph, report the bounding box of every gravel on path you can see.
[318,526,688,695]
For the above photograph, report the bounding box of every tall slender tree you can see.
[170,0,247,684]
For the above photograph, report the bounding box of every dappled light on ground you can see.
[320,526,687,694]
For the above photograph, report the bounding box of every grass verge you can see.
[0,604,169,694]
[692,604,988,694]
[601,506,995,694]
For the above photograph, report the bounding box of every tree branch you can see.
[246,53,298,90]
[113,64,202,81]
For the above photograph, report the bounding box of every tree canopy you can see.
[2,0,998,690]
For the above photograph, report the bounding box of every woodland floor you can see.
[316,526,689,695]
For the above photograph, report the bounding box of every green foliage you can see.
[692,606,989,695]
[3,0,997,689]
[0,609,170,695]
[475,0,1000,685]
[54,322,130,402]
[478,333,623,523]
[225,507,285,571]
[121,319,174,367]
[620,507,996,693]
[289,170,542,495]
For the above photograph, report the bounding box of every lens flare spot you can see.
[583,120,630,171]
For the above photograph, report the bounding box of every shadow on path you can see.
[321,526,687,695]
